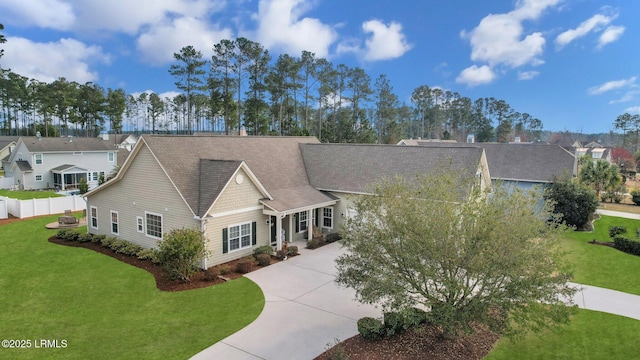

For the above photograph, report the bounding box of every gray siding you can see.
[87,144,198,249]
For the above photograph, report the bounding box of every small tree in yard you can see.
[544,179,599,230]
[157,228,207,282]
[336,170,576,339]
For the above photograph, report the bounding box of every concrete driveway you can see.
[191,241,381,360]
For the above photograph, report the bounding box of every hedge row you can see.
[56,229,159,263]
[613,236,640,257]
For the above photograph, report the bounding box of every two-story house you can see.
[5,136,119,191]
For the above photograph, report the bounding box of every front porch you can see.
[264,204,338,251]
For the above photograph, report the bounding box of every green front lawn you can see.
[0,189,64,199]
[562,215,640,295]
[486,309,640,359]
[485,214,640,358]
[0,215,264,359]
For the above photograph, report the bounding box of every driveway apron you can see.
[191,241,381,360]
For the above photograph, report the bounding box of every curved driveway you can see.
[193,212,640,359]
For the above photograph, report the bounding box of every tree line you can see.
[0,25,544,143]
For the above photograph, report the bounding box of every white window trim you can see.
[35,174,43,182]
[322,207,333,229]
[34,153,43,165]
[227,221,253,253]
[136,216,144,233]
[90,206,98,230]
[110,211,119,235]
[298,211,308,233]
[145,211,163,240]
[108,152,115,162]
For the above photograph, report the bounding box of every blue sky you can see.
[1,0,638,134]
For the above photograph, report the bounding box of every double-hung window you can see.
[145,212,163,239]
[228,222,252,252]
[34,153,43,165]
[108,152,115,162]
[90,206,98,229]
[111,211,119,235]
[323,207,333,229]
[298,211,308,232]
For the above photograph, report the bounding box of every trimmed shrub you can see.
[136,248,159,263]
[383,311,405,336]
[357,317,385,340]
[256,253,271,266]
[91,234,105,244]
[632,190,640,206]
[325,233,342,243]
[121,242,143,256]
[236,258,255,274]
[609,226,627,239]
[287,245,298,256]
[100,236,115,248]
[156,228,207,282]
[253,245,273,257]
[216,264,231,275]
[307,238,320,249]
[403,307,427,328]
[109,239,129,253]
[57,229,79,241]
[613,236,640,256]
[276,249,287,260]
[77,233,93,243]
[203,267,220,281]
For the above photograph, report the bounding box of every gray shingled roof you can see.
[416,142,575,182]
[141,135,335,215]
[15,160,32,172]
[0,136,19,150]
[20,136,119,152]
[300,143,485,194]
[198,160,242,216]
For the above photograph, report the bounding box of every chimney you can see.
[467,134,475,143]
[514,136,521,143]
[239,127,247,136]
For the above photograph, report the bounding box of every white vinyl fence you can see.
[0,195,86,219]
[0,177,14,190]
[0,199,7,219]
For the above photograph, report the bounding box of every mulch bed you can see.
[48,235,282,292]
[316,321,500,360]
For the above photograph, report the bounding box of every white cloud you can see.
[456,65,496,87]
[624,106,640,114]
[588,77,636,95]
[68,0,226,34]
[361,20,411,61]
[518,70,540,80]
[0,0,76,30]
[457,0,561,86]
[597,25,625,49]
[555,13,616,49]
[136,17,233,66]
[253,0,337,58]
[2,36,108,83]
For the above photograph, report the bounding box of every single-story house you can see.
[85,135,490,268]
[5,136,120,191]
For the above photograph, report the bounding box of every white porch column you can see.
[288,215,293,243]
[307,209,312,241]
[276,215,283,251]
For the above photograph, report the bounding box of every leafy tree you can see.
[169,45,207,135]
[78,177,88,194]
[579,160,621,198]
[544,179,599,230]
[156,228,208,282]
[336,170,576,338]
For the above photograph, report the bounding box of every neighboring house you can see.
[5,137,120,191]
[85,135,490,269]
[104,134,137,168]
[410,141,577,190]
[575,142,611,164]
[0,136,19,172]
